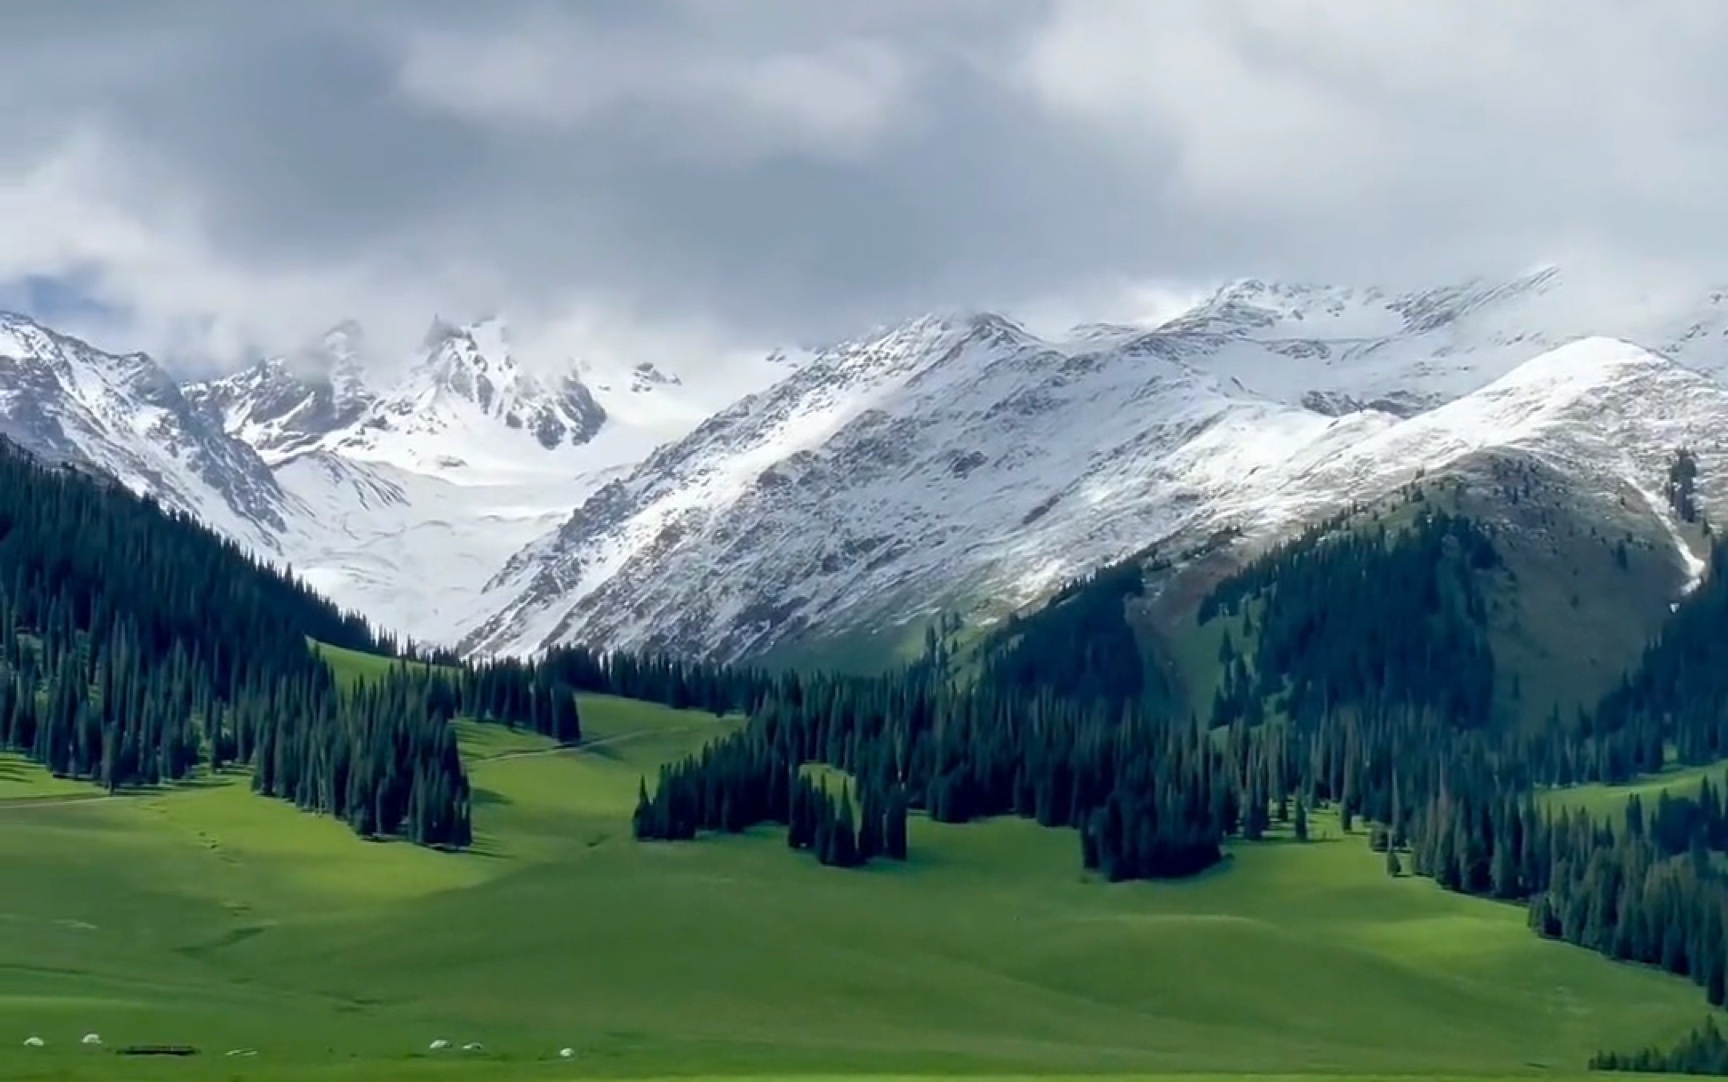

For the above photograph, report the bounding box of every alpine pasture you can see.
[0,648,1713,1081]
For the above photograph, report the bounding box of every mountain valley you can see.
[9,271,1728,1081]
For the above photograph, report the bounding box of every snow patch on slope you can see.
[465,330,1728,662]
[0,313,289,552]
[272,451,586,641]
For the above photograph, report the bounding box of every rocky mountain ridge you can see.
[459,268,1728,662]
[4,266,1728,664]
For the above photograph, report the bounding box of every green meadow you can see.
[0,648,1715,1081]
[1542,757,1728,820]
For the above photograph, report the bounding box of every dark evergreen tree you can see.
[1668,448,1701,524]
[0,438,471,847]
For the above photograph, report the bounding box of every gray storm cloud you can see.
[2,0,1727,372]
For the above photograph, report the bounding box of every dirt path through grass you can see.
[469,724,709,764]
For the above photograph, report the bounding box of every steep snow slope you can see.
[184,322,372,464]
[0,313,290,549]
[457,312,1383,659]
[1153,267,1728,413]
[462,321,1728,663]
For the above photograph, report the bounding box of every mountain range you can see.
[2,265,1724,666]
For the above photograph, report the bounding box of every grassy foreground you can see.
[0,665,1716,1080]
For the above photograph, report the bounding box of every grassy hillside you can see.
[1126,458,1693,729]
[1443,455,1693,729]
[0,658,1716,1082]
[0,752,100,804]
[1543,758,1728,819]
[311,639,450,690]
[751,619,934,677]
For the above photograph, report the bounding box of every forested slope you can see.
[0,439,475,844]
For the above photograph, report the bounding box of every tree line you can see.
[625,637,1291,879]
[1593,1016,1728,1075]
[1201,508,1500,731]
[0,442,473,846]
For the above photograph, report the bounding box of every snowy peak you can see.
[1481,335,1662,396]
[361,317,609,459]
[185,316,619,481]
[186,333,376,466]
[460,296,1728,665]
[629,362,682,394]
[1160,267,1564,341]
[1282,337,1728,553]
[1137,266,1728,415]
[414,320,599,436]
[0,312,289,546]
[1159,278,1391,338]
[457,308,1275,659]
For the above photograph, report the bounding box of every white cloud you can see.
[8,1,1728,379]
[0,130,446,371]
[0,128,745,381]
[1013,0,1728,243]
[391,8,914,161]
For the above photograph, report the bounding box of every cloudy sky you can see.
[3,0,1727,375]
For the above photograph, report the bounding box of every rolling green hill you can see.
[0,658,1718,1082]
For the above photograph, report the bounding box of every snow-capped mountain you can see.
[184,322,373,464]
[187,318,614,479]
[312,319,608,479]
[0,313,291,548]
[183,316,768,640]
[11,263,1728,664]
[460,267,1728,662]
[0,310,776,644]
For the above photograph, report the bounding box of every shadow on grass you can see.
[470,786,513,809]
[1253,832,1344,846]
[459,839,511,860]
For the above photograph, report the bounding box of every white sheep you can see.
[462,1042,485,1052]
[23,1037,44,1048]
[428,1039,451,1051]
[559,1047,575,1058]
[81,1033,102,1046]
